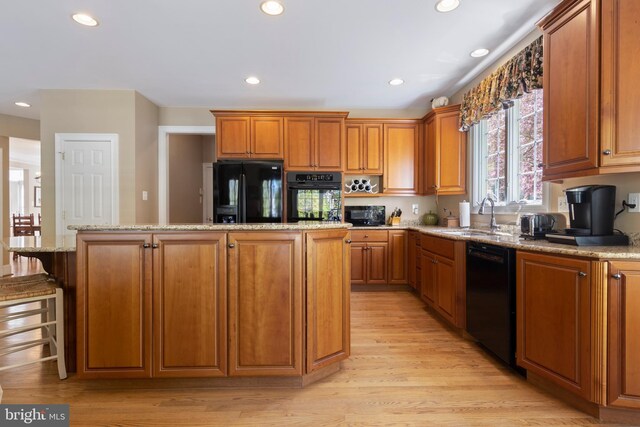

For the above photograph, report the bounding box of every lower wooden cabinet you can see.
[408,231,419,289]
[306,230,351,372]
[608,260,640,409]
[516,251,594,401]
[76,233,153,378]
[227,232,303,376]
[350,230,407,286]
[419,235,465,328]
[388,230,408,284]
[152,232,227,378]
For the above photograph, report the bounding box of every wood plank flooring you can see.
[0,286,626,426]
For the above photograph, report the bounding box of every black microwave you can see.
[345,206,386,226]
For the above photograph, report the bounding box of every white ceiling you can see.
[0,0,560,120]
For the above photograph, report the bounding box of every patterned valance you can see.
[459,36,543,131]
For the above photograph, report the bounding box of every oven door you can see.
[287,186,342,222]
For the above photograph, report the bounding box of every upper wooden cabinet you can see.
[423,105,466,195]
[214,114,283,160]
[539,0,640,179]
[383,122,420,194]
[284,115,347,171]
[345,122,383,174]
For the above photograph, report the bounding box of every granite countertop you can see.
[69,222,352,232]
[4,235,77,253]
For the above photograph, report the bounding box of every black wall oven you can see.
[286,172,342,222]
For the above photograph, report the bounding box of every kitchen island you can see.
[7,223,352,385]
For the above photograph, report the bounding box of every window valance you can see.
[459,36,543,131]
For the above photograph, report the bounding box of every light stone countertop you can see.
[4,235,77,253]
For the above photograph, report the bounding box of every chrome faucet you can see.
[478,195,499,232]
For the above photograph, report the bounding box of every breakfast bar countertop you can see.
[4,235,77,253]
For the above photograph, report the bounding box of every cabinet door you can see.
[228,232,303,376]
[306,230,351,372]
[345,123,363,173]
[383,123,419,194]
[251,116,284,159]
[516,251,592,400]
[152,232,227,378]
[76,233,152,378]
[284,117,314,170]
[434,255,456,324]
[424,115,437,195]
[542,0,599,178]
[363,124,383,174]
[436,108,466,195]
[408,232,417,288]
[216,116,251,159]
[388,230,407,284]
[350,243,367,285]
[315,118,344,171]
[421,251,435,304]
[600,0,640,167]
[608,261,640,409]
[366,243,388,284]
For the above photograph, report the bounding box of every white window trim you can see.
[471,98,550,214]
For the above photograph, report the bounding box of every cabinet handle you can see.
[228,243,235,248]
[346,239,352,244]
[152,243,159,249]
[537,163,545,168]
[578,271,587,277]
[603,149,612,155]
[364,235,369,238]
[142,243,151,249]
[612,273,622,280]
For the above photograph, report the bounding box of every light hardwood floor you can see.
[0,274,626,426]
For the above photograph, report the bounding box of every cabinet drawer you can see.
[351,230,388,242]
[420,235,455,259]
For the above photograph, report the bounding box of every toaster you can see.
[520,213,565,239]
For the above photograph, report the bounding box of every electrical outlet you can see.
[412,204,419,215]
[628,193,640,213]
[557,196,569,212]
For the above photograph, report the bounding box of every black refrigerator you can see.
[213,161,283,223]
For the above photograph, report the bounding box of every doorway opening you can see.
[9,138,41,237]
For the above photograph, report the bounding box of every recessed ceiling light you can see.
[435,0,460,13]
[72,13,99,27]
[470,48,490,58]
[389,78,404,86]
[245,76,261,85]
[15,102,31,108]
[260,1,284,16]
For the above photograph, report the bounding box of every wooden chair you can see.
[0,274,67,379]
[12,214,34,236]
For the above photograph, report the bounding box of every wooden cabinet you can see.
[76,233,152,378]
[423,105,466,195]
[608,260,640,409]
[388,230,407,284]
[345,122,383,174]
[516,251,594,401]
[408,232,418,289]
[600,0,640,168]
[152,232,227,378]
[214,115,284,160]
[420,235,465,328]
[285,116,346,171]
[383,122,420,194]
[227,232,303,376]
[305,230,351,372]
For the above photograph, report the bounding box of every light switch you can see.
[412,204,419,215]
[142,191,148,201]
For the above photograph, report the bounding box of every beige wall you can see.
[159,107,215,127]
[202,135,215,163]
[135,93,160,223]
[168,134,206,223]
[0,114,40,141]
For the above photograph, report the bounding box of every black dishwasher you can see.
[466,241,516,367]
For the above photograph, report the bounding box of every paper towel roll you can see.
[459,200,470,228]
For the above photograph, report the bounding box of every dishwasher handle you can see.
[467,248,505,264]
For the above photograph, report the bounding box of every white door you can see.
[202,163,214,223]
[55,134,119,235]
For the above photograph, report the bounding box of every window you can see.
[472,89,545,210]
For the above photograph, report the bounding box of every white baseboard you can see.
[1,263,12,277]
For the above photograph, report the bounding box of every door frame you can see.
[157,126,215,224]
[54,133,119,236]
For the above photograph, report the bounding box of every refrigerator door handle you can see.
[241,173,247,223]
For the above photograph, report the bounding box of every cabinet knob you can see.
[537,163,545,168]
[364,235,369,238]
[228,243,235,248]
[578,271,587,277]
[612,273,622,280]
[152,243,159,249]
[142,243,151,249]
[603,149,612,155]
[346,239,352,244]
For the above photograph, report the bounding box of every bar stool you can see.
[0,274,67,379]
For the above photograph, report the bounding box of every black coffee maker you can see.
[546,185,629,246]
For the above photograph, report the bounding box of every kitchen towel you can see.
[459,200,470,228]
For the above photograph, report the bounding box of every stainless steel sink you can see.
[437,229,512,238]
